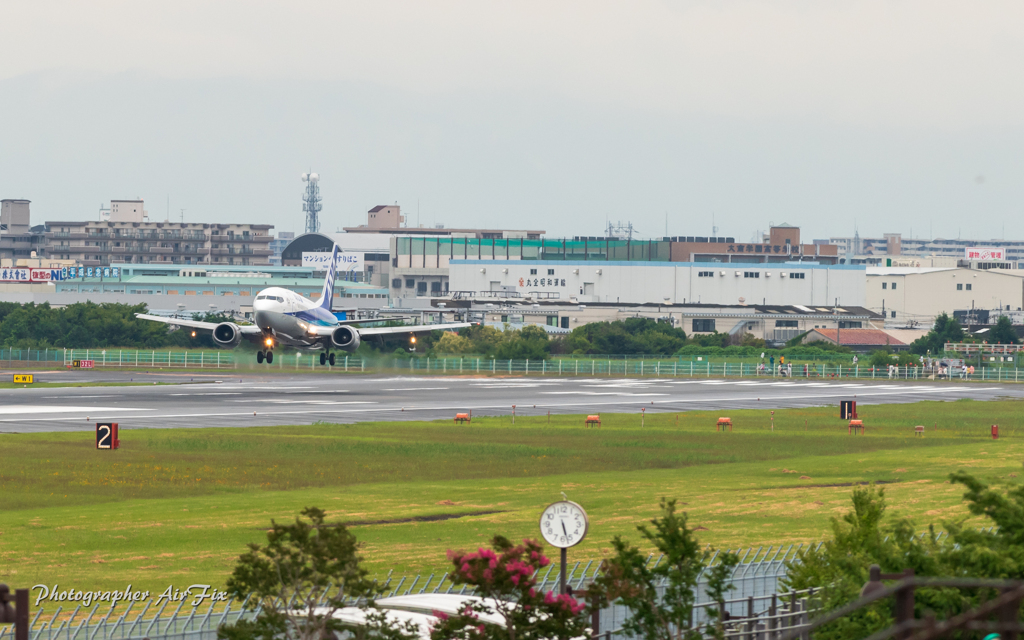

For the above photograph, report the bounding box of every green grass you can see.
[1,400,1023,594]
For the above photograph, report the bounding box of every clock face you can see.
[539,500,588,548]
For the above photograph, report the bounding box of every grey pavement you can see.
[0,368,1021,432]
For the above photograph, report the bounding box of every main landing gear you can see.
[257,350,274,364]
[319,352,336,366]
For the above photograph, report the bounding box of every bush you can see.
[868,349,893,368]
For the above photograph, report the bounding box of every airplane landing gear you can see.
[320,352,336,366]
[329,352,336,366]
[320,352,327,366]
[257,351,264,364]
[266,351,274,364]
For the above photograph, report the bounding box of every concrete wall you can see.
[449,260,866,307]
[867,268,1024,324]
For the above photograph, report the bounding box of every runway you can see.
[0,369,1021,432]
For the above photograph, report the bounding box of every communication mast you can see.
[301,172,322,234]
[605,220,635,241]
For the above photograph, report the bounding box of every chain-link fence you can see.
[6,543,816,640]
[1,348,1020,381]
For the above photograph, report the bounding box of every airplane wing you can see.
[310,322,475,337]
[357,322,476,336]
[135,313,263,335]
[336,318,409,326]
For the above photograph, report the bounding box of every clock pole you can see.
[539,499,589,598]
[560,547,567,595]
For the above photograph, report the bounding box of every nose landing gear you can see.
[257,350,274,364]
[320,352,336,366]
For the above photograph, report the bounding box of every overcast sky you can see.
[2,1,1023,241]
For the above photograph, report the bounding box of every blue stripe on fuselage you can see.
[289,307,339,327]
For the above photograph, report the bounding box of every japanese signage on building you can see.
[965,247,1005,260]
[725,244,790,254]
[0,267,118,282]
[302,251,364,272]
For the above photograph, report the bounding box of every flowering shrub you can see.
[429,536,590,640]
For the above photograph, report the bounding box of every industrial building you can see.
[426,296,878,341]
[3,262,388,318]
[866,267,1024,325]
[447,260,866,308]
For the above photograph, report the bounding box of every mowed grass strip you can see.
[1,399,1022,594]
[1,399,1018,510]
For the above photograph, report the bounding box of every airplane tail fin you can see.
[319,244,340,310]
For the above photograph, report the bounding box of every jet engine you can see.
[212,322,242,348]
[331,326,361,351]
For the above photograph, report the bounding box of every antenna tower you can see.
[301,172,322,234]
[605,220,635,241]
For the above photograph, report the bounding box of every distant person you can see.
[770,355,774,369]
[852,355,858,366]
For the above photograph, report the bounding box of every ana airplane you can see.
[136,244,473,365]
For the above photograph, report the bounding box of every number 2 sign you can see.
[96,423,120,450]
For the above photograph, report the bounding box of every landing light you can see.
[190,331,196,337]
[265,338,274,347]
[410,336,417,344]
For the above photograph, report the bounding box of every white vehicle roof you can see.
[377,594,509,626]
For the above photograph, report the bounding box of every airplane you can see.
[136,244,473,365]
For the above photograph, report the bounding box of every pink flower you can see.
[432,610,449,621]
[510,574,520,585]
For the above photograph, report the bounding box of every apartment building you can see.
[45,220,275,266]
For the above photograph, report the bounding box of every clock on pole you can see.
[539,499,589,595]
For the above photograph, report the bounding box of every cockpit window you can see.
[275,296,284,302]
[256,295,267,300]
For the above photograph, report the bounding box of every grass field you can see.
[2,399,1023,595]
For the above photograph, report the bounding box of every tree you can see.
[219,507,414,640]
[588,498,737,640]
[429,536,589,640]
[434,332,475,354]
[560,318,686,356]
[783,475,1024,640]
[909,313,965,355]
[494,325,551,360]
[989,315,1021,345]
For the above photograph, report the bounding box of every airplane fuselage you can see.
[252,286,338,350]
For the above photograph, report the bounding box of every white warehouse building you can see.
[867,267,1024,324]
[448,260,866,307]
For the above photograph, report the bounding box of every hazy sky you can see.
[2,1,1023,241]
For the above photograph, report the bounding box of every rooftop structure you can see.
[344,204,543,239]
[0,199,44,262]
[804,328,907,352]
